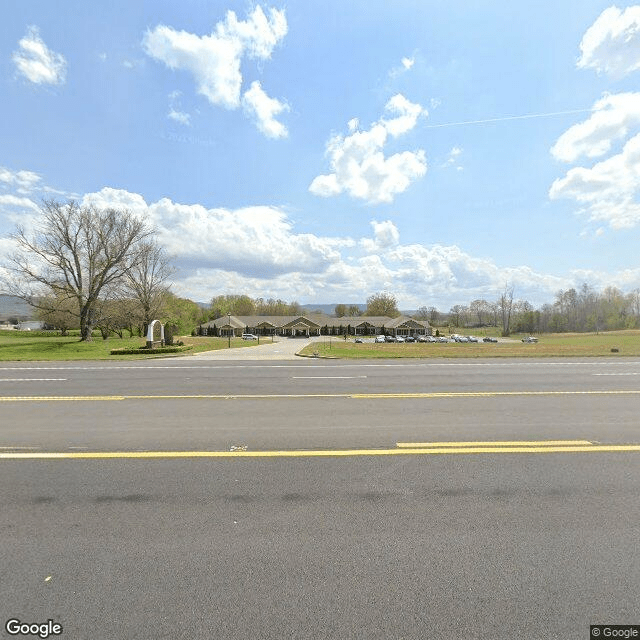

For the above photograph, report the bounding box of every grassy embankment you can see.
[0,330,262,361]
[299,330,640,359]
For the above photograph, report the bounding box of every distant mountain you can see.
[300,304,418,317]
[299,303,366,316]
[0,294,34,320]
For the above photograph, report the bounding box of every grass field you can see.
[299,330,640,359]
[0,331,261,361]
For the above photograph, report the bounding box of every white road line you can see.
[292,376,367,379]
[0,446,40,450]
[593,373,640,376]
[0,378,67,382]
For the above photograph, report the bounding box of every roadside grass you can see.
[0,332,260,361]
[300,330,640,359]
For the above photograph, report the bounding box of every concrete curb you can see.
[295,350,340,359]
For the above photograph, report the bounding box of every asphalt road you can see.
[1,357,640,639]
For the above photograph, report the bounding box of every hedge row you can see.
[110,345,193,355]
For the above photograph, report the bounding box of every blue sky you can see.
[2,1,640,309]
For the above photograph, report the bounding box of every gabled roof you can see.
[203,313,429,329]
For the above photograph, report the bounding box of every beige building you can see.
[202,314,431,338]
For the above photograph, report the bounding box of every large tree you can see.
[8,200,151,341]
[365,292,400,317]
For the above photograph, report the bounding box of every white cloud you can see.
[0,195,38,211]
[442,146,463,168]
[167,90,191,125]
[0,167,41,194]
[242,80,288,138]
[143,5,288,136]
[389,55,416,78]
[309,94,428,204]
[12,26,67,85]
[168,109,191,125]
[551,13,640,231]
[381,94,427,136]
[578,6,640,77]
[551,92,640,162]
[360,220,400,252]
[81,188,350,277]
[550,131,640,228]
[401,57,414,70]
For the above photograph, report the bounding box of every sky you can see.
[1,1,640,310]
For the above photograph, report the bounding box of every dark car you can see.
[483,336,498,343]
[404,335,415,343]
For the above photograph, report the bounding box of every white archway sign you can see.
[146,319,165,349]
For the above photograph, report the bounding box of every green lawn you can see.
[0,331,261,361]
[300,330,640,359]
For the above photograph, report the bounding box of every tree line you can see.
[439,284,640,334]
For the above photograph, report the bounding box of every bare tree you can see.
[498,283,515,336]
[7,200,151,341]
[125,241,174,331]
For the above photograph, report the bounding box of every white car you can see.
[242,333,258,340]
[375,335,386,343]
[396,336,405,343]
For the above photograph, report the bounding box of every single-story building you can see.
[201,314,431,338]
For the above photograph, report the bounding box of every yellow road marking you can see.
[0,396,125,402]
[1,390,640,402]
[2,444,640,459]
[396,440,594,448]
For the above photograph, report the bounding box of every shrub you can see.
[110,345,193,355]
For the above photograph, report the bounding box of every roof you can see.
[203,314,429,329]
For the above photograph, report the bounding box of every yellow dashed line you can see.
[396,440,594,448]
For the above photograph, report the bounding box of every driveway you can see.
[186,336,316,360]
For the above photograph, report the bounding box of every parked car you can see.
[396,336,405,343]
[483,336,498,343]
[242,333,258,340]
[375,335,386,343]
[404,335,415,343]
[522,336,539,343]
[436,337,449,343]
[467,336,479,342]
[417,335,433,343]
[354,338,363,343]
[385,335,396,342]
